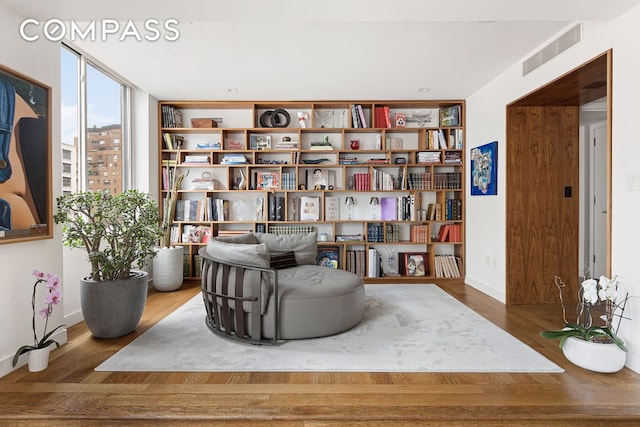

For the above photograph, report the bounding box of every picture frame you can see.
[400,252,427,276]
[256,171,279,190]
[0,64,52,243]
[250,135,271,150]
[470,140,498,196]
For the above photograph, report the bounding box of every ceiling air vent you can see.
[522,23,582,76]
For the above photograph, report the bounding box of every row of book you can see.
[161,105,183,128]
[267,195,286,221]
[436,223,462,242]
[410,224,430,243]
[366,223,400,243]
[267,225,315,235]
[434,255,461,278]
[367,248,383,278]
[371,168,397,191]
[345,249,367,277]
[174,198,229,222]
[421,201,463,222]
[351,104,368,128]
[162,133,184,149]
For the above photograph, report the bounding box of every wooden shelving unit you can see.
[158,100,465,283]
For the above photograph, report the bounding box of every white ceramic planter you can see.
[562,336,626,373]
[28,345,51,372]
[152,246,184,291]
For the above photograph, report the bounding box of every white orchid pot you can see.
[28,345,52,372]
[152,246,184,291]
[562,336,626,373]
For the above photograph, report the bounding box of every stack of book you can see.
[310,141,333,150]
[339,155,357,164]
[444,151,462,164]
[275,140,299,150]
[416,151,441,164]
[221,154,248,164]
[183,154,210,165]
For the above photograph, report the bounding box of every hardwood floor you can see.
[2,281,640,426]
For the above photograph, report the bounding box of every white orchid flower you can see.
[598,275,618,301]
[581,278,599,304]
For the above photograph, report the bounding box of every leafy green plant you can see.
[541,276,629,352]
[13,270,65,367]
[54,190,163,281]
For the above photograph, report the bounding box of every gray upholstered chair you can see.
[199,232,365,345]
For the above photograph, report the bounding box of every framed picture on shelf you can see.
[256,171,279,189]
[400,252,427,276]
[250,135,271,150]
[0,64,52,243]
[317,246,339,269]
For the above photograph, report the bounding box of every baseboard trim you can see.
[464,275,506,303]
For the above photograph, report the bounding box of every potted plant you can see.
[12,270,65,371]
[153,148,187,291]
[54,190,163,338]
[541,275,630,373]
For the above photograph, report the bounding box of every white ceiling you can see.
[4,0,640,101]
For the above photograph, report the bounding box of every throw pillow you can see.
[270,251,297,270]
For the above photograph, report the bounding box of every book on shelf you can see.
[306,168,334,190]
[268,196,285,221]
[356,104,368,128]
[439,105,461,127]
[317,246,340,269]
[367,248,380,278]
[324,196,340,221]
[416,151,441,164]
[195,142,221,150]
[300,196,320,221]
[182,155,210,165]
[221,154,248,164]
[410,224,430,243]
[161,105,183,128]
[367,223,384,242]
[217,229,252,237]
[434,254,461,278]
[309,141,333,150]
[380,197,397,221]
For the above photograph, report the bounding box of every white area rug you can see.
[96,284,563,373]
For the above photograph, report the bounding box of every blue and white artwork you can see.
[470,141,497,196]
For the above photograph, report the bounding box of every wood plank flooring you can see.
[2,281,640,426]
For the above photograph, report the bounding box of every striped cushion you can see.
[270,251,297,270]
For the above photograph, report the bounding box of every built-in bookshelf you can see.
[158,101,465,282]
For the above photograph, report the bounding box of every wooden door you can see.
[506,106,579,304]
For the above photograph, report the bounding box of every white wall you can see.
[466,8,640,371]
[0,4,65,376]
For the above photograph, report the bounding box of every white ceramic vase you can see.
[562,336,626,373]
[152,246,184,291]
[28,345,52,372]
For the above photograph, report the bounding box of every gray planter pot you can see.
[80,270,149,339]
